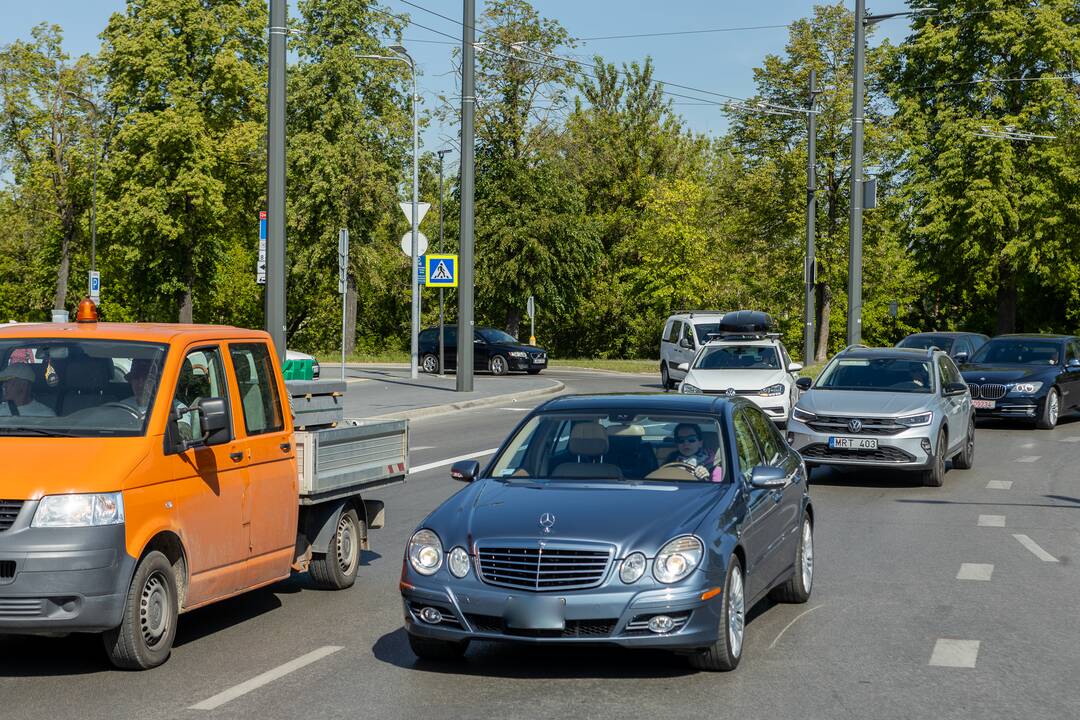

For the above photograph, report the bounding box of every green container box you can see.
[282,358,314,381]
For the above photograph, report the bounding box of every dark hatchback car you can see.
[400,394,814,671]
[418,326,547,376]
[960,334,1080,429]
[896,332,989,363]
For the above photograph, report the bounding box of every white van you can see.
[659,311,727,390]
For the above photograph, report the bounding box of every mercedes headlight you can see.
[653,536,703,584]
[680,383,702,395]
[1010,382,1043,395]
[448,546,470,578]
[791,405,816,423]
[32,493,125,528]
[508,351,528,358]
[759,383,786,397]
[619,552,647,584]
[896,411,933,427]
[408,529,444,575]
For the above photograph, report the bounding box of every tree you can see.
[99,0,266,322]
[0,24,97,314]
[889,0,1080,334]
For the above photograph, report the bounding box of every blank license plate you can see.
[829,436,878,450]
[505,596,565,630]
[972,399,995,410]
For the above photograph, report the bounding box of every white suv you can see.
[676,312,803,425]
[659,311,727,390]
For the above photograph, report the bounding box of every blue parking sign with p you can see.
[425,254,458,287]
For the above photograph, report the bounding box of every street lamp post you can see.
[437,148,452,377]
[360,47,420,379]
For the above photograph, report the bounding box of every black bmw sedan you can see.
[400,394,814,671]
[418,326,547,375]
[960,334,1080,429]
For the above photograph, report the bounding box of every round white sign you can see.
[400,231,429,258]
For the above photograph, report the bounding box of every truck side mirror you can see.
[451,460,480,482]
[171,397,230,452]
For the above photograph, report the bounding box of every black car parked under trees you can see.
[418,326,548,375]
[896,331,989,364]
[960,334,1080,429]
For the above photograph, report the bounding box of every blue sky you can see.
[1,1,912,161]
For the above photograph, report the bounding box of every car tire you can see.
[489,355,509,376]
[952,416,975,470]
[771,514,813,604]
[407,633,470,661]
[526,368,542,375]
[102,550,179,670]
[687,554,744,672]
[661,364,672,391]
[922,428,947,487]
[421,353,440,374]
[309,509,363,590]
[1036,388,1060,430]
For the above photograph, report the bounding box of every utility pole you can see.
[847,0,866,347]
[805,68,817,365]
[457,0,476,392]
[267,0,287,359]
[437,148,452,376]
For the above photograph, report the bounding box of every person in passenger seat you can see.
[0,364,55,417]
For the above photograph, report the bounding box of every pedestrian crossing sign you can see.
[425,254,458,287]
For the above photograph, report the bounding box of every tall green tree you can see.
[889,0,1080,334]
[99,0,266,322]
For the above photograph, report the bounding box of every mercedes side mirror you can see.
[795,377,812,391]
[750,465,787,489]
[788,362,804,373]
[943,382,967,396]
[677,362,690,373]
[451,460,480,482]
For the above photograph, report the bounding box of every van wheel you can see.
[408,633,470,661]
[489,355,509,376]
[310,509,363,590]
[421,354,440,374]
[102,550,178,670]
[922,428,947,487]
[687,555,743,671]
[661,364,673,391]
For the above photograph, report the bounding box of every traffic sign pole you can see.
[527,295,535,345]
[339,228,349,381]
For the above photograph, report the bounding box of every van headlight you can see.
[653,536,703,584]
[759,383,786,397]
[408,529,443,575]
[32,493,125,528]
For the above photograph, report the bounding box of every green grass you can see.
[315,350,409,364]
[799,362,827,380]
[549,358,658,374]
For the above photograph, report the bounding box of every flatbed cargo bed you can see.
[295,418,408,505]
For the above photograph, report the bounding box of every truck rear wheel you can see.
[309,509,363,590]
[102,550,178,670]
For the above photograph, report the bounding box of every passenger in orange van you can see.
[0,363,55,417]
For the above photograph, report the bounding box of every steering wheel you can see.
[647,461,707,480]
[100,402,144,423]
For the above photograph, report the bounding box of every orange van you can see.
[0,305,406,668]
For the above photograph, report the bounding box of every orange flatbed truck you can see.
[0,303,407,669]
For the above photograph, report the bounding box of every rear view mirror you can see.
[788,362,804,373]
[1068,358,1080,369]
[795,377,812,391]
[750,465,787,489]
[451,460,480,482]
[172,397,229,452]
[677,362,690,373]
[943,382,967,396]
[953,352,969,365]
[678,338,692,349]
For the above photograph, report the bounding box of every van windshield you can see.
[0,339,168,437]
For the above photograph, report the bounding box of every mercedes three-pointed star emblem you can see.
[539,512,556,534]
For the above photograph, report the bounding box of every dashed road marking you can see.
[1015,456,1041,463]
[929,639,980,668]
[496,407,532,412]
[978,514,1006,527]
[1060,437,1080,443]
[956,563,993,581]
[1013,534,1059,563]
[189,646,343,710]
[986,480,1013,490]
[410,448,500,475]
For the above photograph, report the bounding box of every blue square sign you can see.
[425,254,457,287]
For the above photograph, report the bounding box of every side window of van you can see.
[229,343,284,435]
[174,347,229,440]
[665,321,681,344]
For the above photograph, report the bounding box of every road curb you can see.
[368,380,566,422]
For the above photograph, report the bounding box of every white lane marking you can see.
[189,646,343,711]
[986,480,1013,490]
[929,639,980,668]
[1012,534,1059,563]
[1015,456,1041,463]
[978,514,1006,527]
[1059,436,1080,443]
[956,563,993,581]
[768,604,825,649]
[410,448,500,475]
[497,407,532,412]
[410,446,436,451]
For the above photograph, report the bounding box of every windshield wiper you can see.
[0,427,82,437]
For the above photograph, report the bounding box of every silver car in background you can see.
[786,346,975,487]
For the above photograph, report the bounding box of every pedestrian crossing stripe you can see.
[424,254,458,287]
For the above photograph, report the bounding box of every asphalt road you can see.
[2,367,1078,719]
